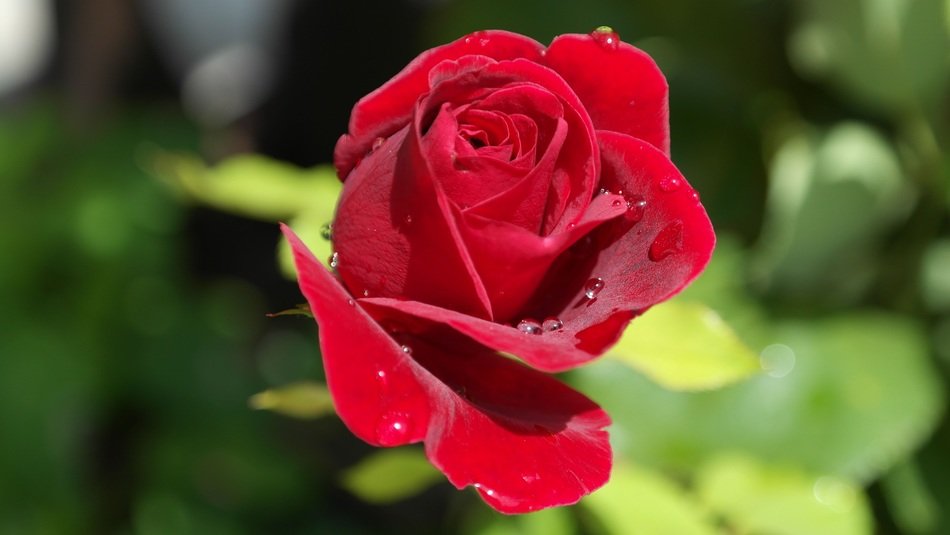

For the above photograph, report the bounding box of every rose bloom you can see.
[282,28,714,513]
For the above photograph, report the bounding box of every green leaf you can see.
[151,151,342,221]
[278,207,336,277]
[265,303,313,318]
[248,381,334,419]
[340,448,443,504]
[573,313,944,483]
[695,454,873,535]
[583,462,721,535]
[754,123,912,302]
[788,0,950,114]
[606,301,761,391]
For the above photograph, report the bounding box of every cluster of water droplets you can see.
[516,316,564,335]
[328,251,340,269]
[598,188,648,223]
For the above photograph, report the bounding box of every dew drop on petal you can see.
[400,344,412,355]
[591,26,620,51]
[361,289,370,297]
[375,369,388,386]
[542,317,563,332]
[516,319,543,335]
[659,175,682,192]
[611,198,624,208]
[328,252,340,269]
[371,136,385,151]
[649,220,684,261]
[320,223,333,241]
[404,214,413,225]
[584,277,605,299]
[346,298,355,307]
[625,195,647,222]
[375,411,411,446]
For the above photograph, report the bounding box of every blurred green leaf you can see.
[754,123,912,302]
[278,207,335,277]
[574,313,944,483]
[153,152,341,221]
[249,381,334,419]
[462,506,575,535]
[789,0,950,114]
[340,448,442,504]
[583,462,720,535]
[607,301,761,391]
[695,454,873,535]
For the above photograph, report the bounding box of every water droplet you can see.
[542,317,563,332]
[464,31,490,47]
[584,277,605,299]
[320,223,333,241]
[591,26,620,50]
[362,289,370,297]
[597,187,610,196]
[690,190,700,202]
[649,221,684,261]
[328,252,340,269]
[516,319,543,335]
[400,344,412,355]
[611,198,624,208]
[371,136,385,151]
[521,473,540,484]
[404,214,413,225]
[346,298,355,307]
[375,369,388,385]
[659,175,682,192]
[625,195,647,222]
[375,412,411,445]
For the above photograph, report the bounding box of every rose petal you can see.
[358,192,627,372]
[280,223,431,446]
[524,131,715,353]
[461,191,627,322]
[283,225,611,514]
[409,333,611,514]
[332,127,493,319]
[335,31,545,178]
[420,58,601,235]
[544,33,670,155]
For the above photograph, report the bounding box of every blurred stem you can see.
[881,458,940,534]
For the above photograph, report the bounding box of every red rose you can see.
[282,28,714,513]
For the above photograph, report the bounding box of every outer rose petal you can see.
[543,32,670,154]
[410,334,611,514]
[525,131,715,354]
[335,30,545,178]
[280,224,430,446]
[283,225,612,513]
[333,127,493,319]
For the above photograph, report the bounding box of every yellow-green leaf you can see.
[248,381,334,419]
[152,151,341,221]
[695,454,873,535]
[340,448,443,504]
[583,462,721,535]
[606,301,760,391]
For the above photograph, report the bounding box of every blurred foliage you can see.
[2,0,948,533]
